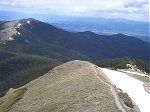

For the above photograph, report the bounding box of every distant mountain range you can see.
[0,10,149,42]
[51,18,149,42]
[0,18,149,61]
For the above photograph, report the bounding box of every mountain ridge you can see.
[0,60,139,112]
[0,18,149,61]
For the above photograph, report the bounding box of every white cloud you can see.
[0,0,149,21]
[0,1,16,6]
[124,0,149,8]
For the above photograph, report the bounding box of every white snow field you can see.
[101,68,150,112]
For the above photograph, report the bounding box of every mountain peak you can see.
[79,31,96,35]
[0,18,41,44]
[112,33,126,37]
[19,18,39,23]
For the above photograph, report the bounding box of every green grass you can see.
[0,52,61,97]
[118,92,134,108]
[93,57,150,74]
[128,74,149,83]
[0,87,27,112]
[4,61,120,112]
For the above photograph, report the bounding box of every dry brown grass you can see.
[0,60,138,112]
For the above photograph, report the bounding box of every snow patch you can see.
[101,68,150,112]
[25,39,29,43]
[126,64,143,73]
[27,21,30,24]
[16,23,22,28]
[18,23,22,27]
[8,37,14,41]
[17,32,21,35]
[126,64,139,71]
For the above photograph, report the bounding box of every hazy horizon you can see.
[0,0,149,22]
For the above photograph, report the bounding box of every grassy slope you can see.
[0,87,27,112]
[119,70,150,83]
[128,74,149,83]
[0,51,61,96]
[1,61,121,112]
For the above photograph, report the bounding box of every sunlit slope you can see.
[0,60,137,112]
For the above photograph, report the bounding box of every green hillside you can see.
[0,19,149,61]
[0,52,61,96]
[93,57,150,74]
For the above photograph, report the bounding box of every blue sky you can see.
[0,0,149,21]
